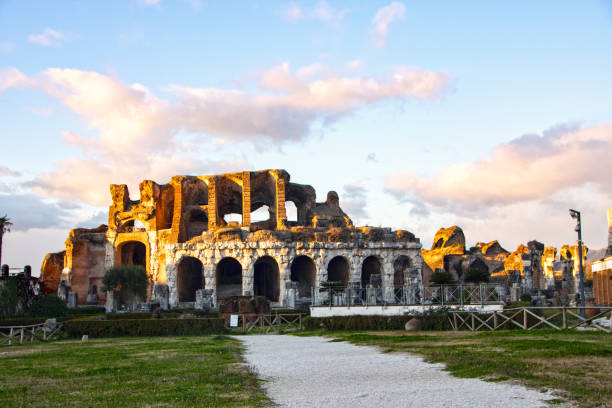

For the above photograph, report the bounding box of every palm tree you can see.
[0,215,12,267]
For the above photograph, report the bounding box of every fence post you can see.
[242,315,246,333]
[493,311,498,330]
[562,308,567,330]
[453,312,458,331]
[523,308,528,330]
[480,284,484,307]
[460,285,463,307]
[471,313,475,331]
[20,328,24,344]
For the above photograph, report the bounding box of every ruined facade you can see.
[41,170,423,309]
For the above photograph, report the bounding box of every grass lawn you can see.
[0,335,270,407]
[301,329,611,408]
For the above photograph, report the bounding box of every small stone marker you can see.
[405,318,421,331]
[81,335,88,342]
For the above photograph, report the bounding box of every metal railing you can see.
[310,284,502,307]
[0,322,63,345]
[423,284,502,306]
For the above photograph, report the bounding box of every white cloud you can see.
[282,1,345,23]
[0,42,15,52]
[139,0,161,6]
[385,123,612,211]
[346,59,363,71]
[0,166,21,177]
[342,183,369,223]
[371,2,406,47]
[0,67,28,92]
[1,64,445,205]
[27,28,65,46]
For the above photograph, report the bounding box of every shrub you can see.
[102,264,148,306]
[63,317,226,338]
[303,309,452,331]
[463,268,489,283]
[430,270,453,285]
[28,295,68,317]
[519,293,532,302]
[68,306,106,315]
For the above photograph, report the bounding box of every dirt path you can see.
[238,335,560,408]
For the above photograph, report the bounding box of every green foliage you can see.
[28,294,68,317]
[519,293,532,302]
[303,309,452,331]
[463,268,490,283]
[0,277,18,317]
[68,306,106,315]
[430,270,453,284]
[102,264,148,305]
[63,317,226,337]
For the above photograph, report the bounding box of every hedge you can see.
[304,309,452,331]
[63,318,227,338]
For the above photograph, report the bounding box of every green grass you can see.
[304,329,611,408]
[0,335,271,407]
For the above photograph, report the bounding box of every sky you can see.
[1,0,611,272]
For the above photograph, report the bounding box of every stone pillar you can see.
[169,176,184,242]
[105,291,118,312]
[153,283,169,310]
[242,171,251,227]
[275,177,287,229]
[278,262,291,306]
[166,263,179,308]
[243,262,254,296]
[207,177,218,229]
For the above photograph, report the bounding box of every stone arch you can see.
[177,256,204,302]
[290,255,316,298]
[117,240,147,268]
[254,256,280,301]
[327,256,349,287]
[216,257,243,300]
[185,208,208,240]
[361,255,382,288]
[393,255,412,287]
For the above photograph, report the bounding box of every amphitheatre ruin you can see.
[40,169,423,310]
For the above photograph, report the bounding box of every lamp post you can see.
[569,209,586,317]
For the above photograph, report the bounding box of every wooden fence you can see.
[226,313,304,334]
[449,307,611,333]
[0,322,63,345]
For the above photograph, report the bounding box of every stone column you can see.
[207,177,219,229]
[243,262,254,296]
[275,177,287,229]
[242,171,251,227]
[166,262,179,308]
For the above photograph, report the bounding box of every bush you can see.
[63,318,227,338]
[463,268,489,284]
[68,306,106,315]
[102,264,148,306]
[520,293,532,302]
[303,309,452,331]
[28,295,68,317]
[430,270,453,285]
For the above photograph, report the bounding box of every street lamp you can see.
[569,209,586,317]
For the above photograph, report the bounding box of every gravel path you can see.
[238,335,558,408]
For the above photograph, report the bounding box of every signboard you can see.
[230,314,239,327]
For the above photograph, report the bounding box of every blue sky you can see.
[1,0,611,270]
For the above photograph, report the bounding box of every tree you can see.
[430,270,453,285]
[102,264,148,307]
[0,215,12,267]
[463,268,489,284]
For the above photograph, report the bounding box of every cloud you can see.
[1,64,445,205]
[366,152,378,162]
[282,1,345,23]
[384,123,612,212]
[341,183,369,222]
[27,28,65,46]
[0,166,21,177]
[346,59,363,71]
[0,42,14,52]
[139,0,161,6]
[0,194,71,231]
[371,2,406,47]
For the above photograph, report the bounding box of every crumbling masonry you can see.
[41,170,423,309]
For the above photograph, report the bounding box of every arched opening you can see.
[119,241,147,267]
[250,205,270,222]
[254,256,280,301]
[290,255,316,298]
[327,256,349,287]
[393,256,411,287]
[216,257,242,300]
[361,256,382,288]
[285,201,298,223]
[177,257,204,302]
[186,209,208,240]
